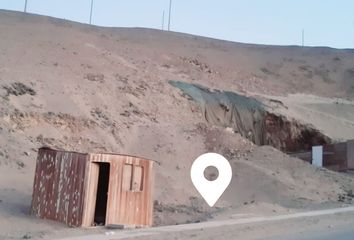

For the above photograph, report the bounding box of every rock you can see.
[104,231,115,236]
[225,127,234,133]
[22,233,32,239]
[85,73,105,83]
[2,82,36,97]
[17,161,25,168]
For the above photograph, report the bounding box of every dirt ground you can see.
[15,208,354,240]
[0,10,354,240]
[112,212,354,240]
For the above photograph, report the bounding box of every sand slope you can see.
[0,10,353,239]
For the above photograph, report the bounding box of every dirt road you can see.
[265,226,354,240]
[57,206,354,240]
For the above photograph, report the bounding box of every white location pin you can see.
[191,153,232,207]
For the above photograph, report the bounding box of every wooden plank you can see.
[76,153,88,226]
[106,160,118,225]
[81,155,94,227]
[122,164,132,191]
[82,161,99,227]
[132,165,143,191]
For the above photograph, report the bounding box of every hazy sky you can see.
[1,0,354,49]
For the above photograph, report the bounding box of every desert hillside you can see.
[0,10,353,239]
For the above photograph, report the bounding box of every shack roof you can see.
[38,147,156,162]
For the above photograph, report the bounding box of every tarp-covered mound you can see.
[170,80,267,145]
[170,80,330,152]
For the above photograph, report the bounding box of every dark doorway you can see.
[94,163,110,225]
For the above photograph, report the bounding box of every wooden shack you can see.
[30,148,154,227]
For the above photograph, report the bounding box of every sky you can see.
[1,0,354,49]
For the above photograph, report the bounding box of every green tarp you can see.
[169,80,267,145]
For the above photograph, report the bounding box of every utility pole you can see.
[89,0,94,25]
[24,0,28,13]
[162,11,165,30]
[302,29,305,47]
[168,0,172,31]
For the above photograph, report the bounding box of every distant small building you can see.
[30,147,154,227]
[291,140,354,171]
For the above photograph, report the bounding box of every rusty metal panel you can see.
[348,140,354,170]
[30,148,88,227]
[323,142,347,171]
[83,153,154,227]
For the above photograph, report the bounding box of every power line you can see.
[168,0,172,31]
[89,0,94,25]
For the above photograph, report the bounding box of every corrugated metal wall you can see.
[31,148,88,227]
[347,140,354,170]
[82,154,154,227]
[323,142,347,171]
[290,140,354,171]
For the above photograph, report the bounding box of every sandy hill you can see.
[0,10,353,239]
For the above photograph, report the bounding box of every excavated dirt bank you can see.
[264,113,330,152]
[170,80,330,153]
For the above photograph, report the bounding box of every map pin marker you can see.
[191,153,232,207]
